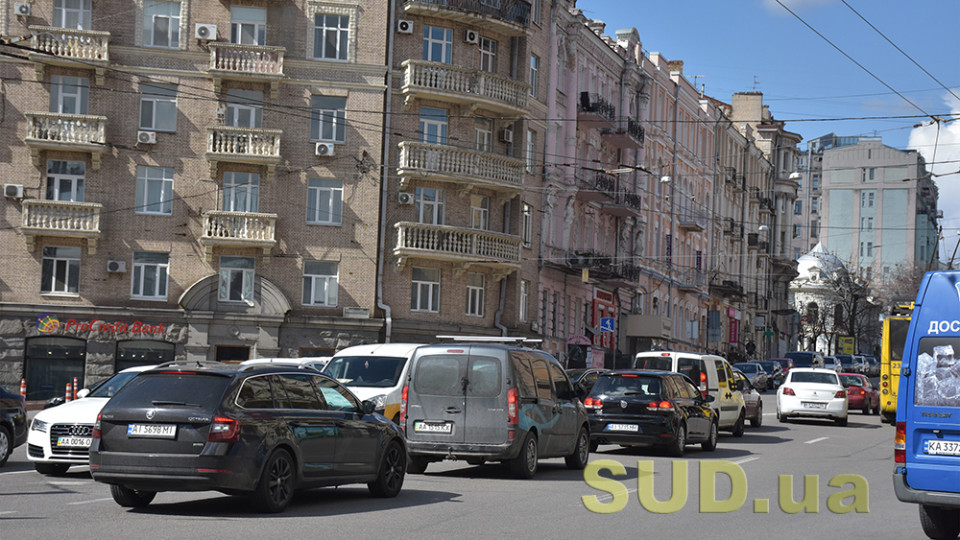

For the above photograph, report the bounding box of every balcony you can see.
[677,212,705,232]
[709,278,744,298]
[576,170,616,203]
[567,251,612,268]
[400,60,529,115]
[396,141,525,194]
[402,0,531,36]
[758,241,770,255]
[595,261,641,288]
[21,199,102,254]
[199,211,277,261]
[601,118,645,149]
[676,269,706,293]
[205,127,282,181]
[759,197,774,214]
[394,222,522,280]
[722,217,737,236]
[724,167,737,187]
[602,190,642,217]
[577,92,616,130]
[24,112,107,170]
[208,43,285,98]
[28,26,110,85]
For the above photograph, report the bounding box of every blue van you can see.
[894,271,960,539]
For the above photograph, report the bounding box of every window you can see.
[41,246,81,294]
[529,54,540,98]
[135,166,174,215]
[471,194,490,230]
[810,220,818,238]
[794,200,802,215]
[519,279,529,322]
[475,117,493,152]
[54,0,91,29]
[231,6,266,45]
[50,76,89,115]
[139,83,177,132]
[531,0,542,25]
[226,89,263,128]
[46,160,85,202]
[811,197,818,214]
[219,256,255,303]
[419,107,448,144]
[302,261,338,307]
[466,272,484,317]
[812,174,819,190]
[478,37,497,73]
[867,217,873,230]
[222,172,260,213]
[867,242,874,257]
[868,192,875,207]
[313,13,349,61]
[859,242,864,257]
[131,252,169,300]
[411,267,440,312]
[310,96,346,142]
[526,129,537,173]
[144,1,181,48]
[422,26,452,64]
[522,203,533,246]
[306,177,343,225]
[415,187,444,225]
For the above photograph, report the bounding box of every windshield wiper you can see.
[151,400,201,407]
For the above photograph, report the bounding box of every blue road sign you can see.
[599,317,615,333]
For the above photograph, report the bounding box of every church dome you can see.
[795,242,846,282]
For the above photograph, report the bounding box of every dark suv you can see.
[89,363,406,513]
[0,383,28,466]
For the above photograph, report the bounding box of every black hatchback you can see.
[0,383,28,466]
[89,363,406,513]
[584,371,718,457]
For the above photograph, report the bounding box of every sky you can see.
[578,0,960,261]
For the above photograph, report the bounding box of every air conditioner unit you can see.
[397,19,414,34]
[464,29,479,44]
[315,142,335,157]
[343,307,370,319]
[14,2,31,16]
[106,260,126,273]
[194,23,217,40]
[397,192,414,205]
[500,128,513,144]
[4,184,23,199]
[137,130,157,144]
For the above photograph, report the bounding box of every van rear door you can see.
[407,350,468,444]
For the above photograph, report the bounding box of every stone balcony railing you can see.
[21,199,102,254]
[199,211,277,261]
[400,60,529,115]
[208,43,285,97]
[394,221,521,280]
[24,112,107,170]
[205,126,282,181]
[397,141,525,194]
[29,26,110,84]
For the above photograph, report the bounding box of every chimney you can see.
[667,60,684,74]
[587,20,605,35]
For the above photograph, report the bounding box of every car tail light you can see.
[400,384,408,428]
[648,400,674,411]
[849,387,863,395]
[782,387,795,396]
[835,390,846,399]
[207,416,239,443]
[92,413,101,440]
[895,422,906,463]
[699,371,708,398]
[507,388,519,425]
[583,397,603,411]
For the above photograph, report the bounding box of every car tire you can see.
[34,463,70,475]
[564,427,589,470]
[368,440,405,498]
[751,403,763,428]
[466,458,485,466]
[588,440,599,453]
[701,421,718,452]
[667,423,686,458]
[109,484,156,508]
[862,404,870,415]
[407,456,429,474]
[250,448,296,513]
[0,426,11,467]
[835,416,848,427]
[732,411,746,437]
[509,432,538,479]
[777,409,788,423]
[920,504,960,540]
[873,403,881,415]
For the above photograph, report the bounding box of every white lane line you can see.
[46,481,87,486]
[0,511,17,516]
[0,470,37,476]
[67,498,113,506]
[732,456,759,465]
[805,436,829,444]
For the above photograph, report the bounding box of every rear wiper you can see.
[151,400,201,407]
[622,392,645,396]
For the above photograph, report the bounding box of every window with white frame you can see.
[471,194,490,230]
[219,256,255,302]
[794,200,802,215]
[135,165,174,215]
[419,107,448,144]
[411,267,440,313]
[139,83,177,132]
[519,279,529,322]
[46,160,85,202]
[226,89,263,128]
[302,261,338,306]
[313,13,349,61]
[478,37,497,73]
[306,177,343,225]
[131,252,169,300]
[41,246,81,294]
[466,272,484,317]
[522,203,533,246]
[231,6,266,45]
[50,75,89,115]
[867,217,873,230]
[144,1,181,48]
[811,197,818,214]
[423,26,452,64]
[310,96,346,142]
[54,0,92,29]
[525,129,536,173]
[868,192,875,207]
[475,117,492,152]
[866,242,873,257]
[415,187,444,225]
[529,54,540,98]
[222,172,260,213]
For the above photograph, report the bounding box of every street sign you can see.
[599,317,615,333]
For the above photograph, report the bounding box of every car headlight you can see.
[31,419,49,433]
[370,394,387,412]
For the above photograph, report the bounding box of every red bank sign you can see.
[37,314,165,335]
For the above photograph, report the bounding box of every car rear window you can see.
[592,375,663,398]
[839,375,865,387]
[636,356,672,371]
[786,353,815,367]
[413,355,501,397]
[790,371,838,385]
[738,364,757,373]
[108,372,232,411]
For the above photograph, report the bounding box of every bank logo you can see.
[37,313,60,334]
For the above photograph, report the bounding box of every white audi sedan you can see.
[27,365,154,475]
[776,368,848,426]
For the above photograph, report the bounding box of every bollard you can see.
[20,378,26,399]
[65,381,72,402]
[73,377,78,400]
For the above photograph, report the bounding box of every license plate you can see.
[925,440,960,456]
[127,424,177,439]
[413,421,452,434]
[56,436,92,448]
[605,423,640,432]
[802,402,827,409]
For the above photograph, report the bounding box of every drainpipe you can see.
[376,0,397,342]
[494,200,512,336]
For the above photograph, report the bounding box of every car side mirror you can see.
[557,388,576,401]
[702,394,715,403]
[76,388,90,399]
[360,400,376,415]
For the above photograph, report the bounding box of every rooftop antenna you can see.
[692,75,705,97]
[753,75,760,91]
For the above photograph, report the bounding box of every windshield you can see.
[88,370,143,398]
[758,362,777,372]
[738,364,757,373]
[323,356,407,388]
[635,356,672,370]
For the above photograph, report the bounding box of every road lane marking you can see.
[46,481,87,486]
[67,498,113,506]
[0,511,17,515]
[0,470,37,475]
[805,436,829,444]
[732,456,759,465]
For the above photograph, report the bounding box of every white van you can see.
[322,343,424,424]
[634,351,746,436]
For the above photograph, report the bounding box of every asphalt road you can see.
[0,391,927,540]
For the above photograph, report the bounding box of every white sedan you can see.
[27,365,154,475]
[776,368,848,426]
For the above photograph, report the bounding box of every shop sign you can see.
[37,314,166,335]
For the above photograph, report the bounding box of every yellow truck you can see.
[880,303,913,424]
